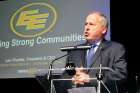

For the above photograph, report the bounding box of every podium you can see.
[52,78,97,93]
[36,74,61,93]
[36,66,114,93]
[67,87,96,93]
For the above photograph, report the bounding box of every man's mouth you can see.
[84,32,89,37]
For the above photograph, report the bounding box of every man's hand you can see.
[72,67,90,85]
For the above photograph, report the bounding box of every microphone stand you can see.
[96,45,110,93]
[47,54,68,93]
[96,64,110,93]
[96,64,102,93]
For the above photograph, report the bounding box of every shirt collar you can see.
[87,40,101,46]
[95,40,101,46]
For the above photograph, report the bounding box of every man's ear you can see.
[102,28,107,34]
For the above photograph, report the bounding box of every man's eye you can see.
[89,23,94,25]
[85,23,88,25]
[85,22,95,26]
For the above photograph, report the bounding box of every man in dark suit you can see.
[56,11,127,93]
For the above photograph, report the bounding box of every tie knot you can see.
[91,44,97,48]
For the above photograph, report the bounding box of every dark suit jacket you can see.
[56,39,127,93]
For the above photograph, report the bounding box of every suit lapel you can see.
[79,40,111,68]
[90,43,102,68]
[90,39,110,68]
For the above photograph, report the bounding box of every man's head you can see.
[84,11,108,43]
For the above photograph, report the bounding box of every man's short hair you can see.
[88,11,108,29]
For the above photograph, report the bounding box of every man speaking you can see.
[56,11,127,93]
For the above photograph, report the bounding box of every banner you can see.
[0,0,110,78]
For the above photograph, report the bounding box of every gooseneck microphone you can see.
[47,54,69,80]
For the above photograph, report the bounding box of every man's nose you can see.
[86,28,90,31]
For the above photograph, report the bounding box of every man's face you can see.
[84,14,107,42]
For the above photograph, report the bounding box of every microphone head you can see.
[65,63,76,76]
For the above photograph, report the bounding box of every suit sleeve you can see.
[89,43,127,91]
[105,44,127,81]
[102,44,128,93]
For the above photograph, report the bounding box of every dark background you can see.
[0,0,139,93]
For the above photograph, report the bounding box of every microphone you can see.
[60,45,92,51]
[47,54,69,80]
[65,62,76,76]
